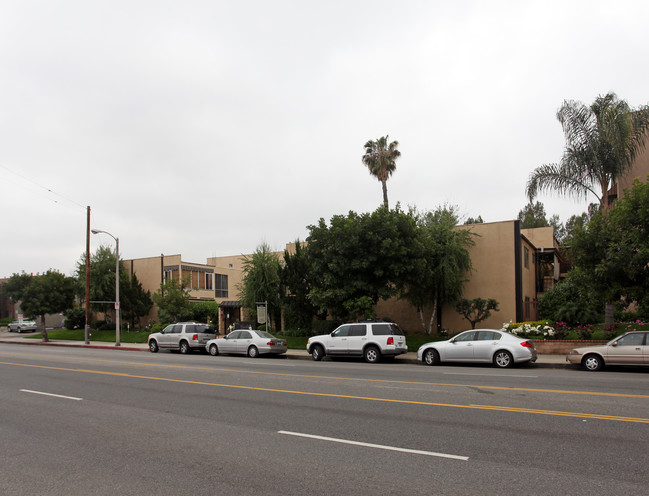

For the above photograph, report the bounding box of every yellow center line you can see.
[3,360,649,424]
[2,350,649,400]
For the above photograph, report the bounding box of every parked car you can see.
[147,322,217,354]
[7,320,38,333]
[416,329,537,368]
[205,330,287,358]
[566,331,648,371]
[306,321,408,363]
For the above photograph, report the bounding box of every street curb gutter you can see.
[0,339,571,369]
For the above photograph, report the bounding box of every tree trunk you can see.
[604,302,615,326]
[40,315,49,342]
[381,180,389,208]
[418,307,427,334]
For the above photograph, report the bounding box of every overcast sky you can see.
[2,0,648,278]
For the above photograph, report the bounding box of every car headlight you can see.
[307,338,311,345]
[569,349,580,355]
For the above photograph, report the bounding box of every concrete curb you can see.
[0,338,571,368]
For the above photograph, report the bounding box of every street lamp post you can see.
[91,229,120,347]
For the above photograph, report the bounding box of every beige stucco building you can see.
[122,222,564,334]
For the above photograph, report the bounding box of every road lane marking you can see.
[3,361,649,424]
[20,389,82,401]
[2,353,649,400]
[444,372,538,378]
[278,431,469,460]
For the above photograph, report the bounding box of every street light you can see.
[91,229,120,347]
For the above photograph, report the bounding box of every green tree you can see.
[120,273,153,329]
[518,201,550,228]
[455,297,499,329]
[464,215,484,225]
[307,206,422,321]
[538,268,603,325]
[281,241,320,331]
[188,301,220,328]
[16,270,75,341]
[4,272,33,302]
[238,243,282,329]
[75,245,119,316]
[526,92,649,211]
[362,135,401,208]
[76,246,152,327]
[570,178,649,324]
[401,206,474,334]
[152,277,192,323]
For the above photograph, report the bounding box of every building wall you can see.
[616,140,649,197]
[377,221,528,334]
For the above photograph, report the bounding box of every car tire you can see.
[209,344,219,356]
[179,341,191,354]
[311,344,324,361]
[423,348,440,366]
[149,340,159,353]
[493,350,513,368]
[364,346,381,363]
[247,346,259,358]
[582,354,604,371]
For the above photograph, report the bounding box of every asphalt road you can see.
[1,344,648,495]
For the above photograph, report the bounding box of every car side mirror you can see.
[611,342,617,347]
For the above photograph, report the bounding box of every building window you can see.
[164,270,173,282]
[215,274,228,298]
[524,247,530,269]
[205,273,213,290]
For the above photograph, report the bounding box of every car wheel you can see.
[364,346,381,363]
[582,354,604,371]
[179,341,191,354]
[493,350,513,368]
[311,344,324,361]
[148,340,159,353]
[209,344,219,356]
[247,346,259,358]
[423,348,440,366]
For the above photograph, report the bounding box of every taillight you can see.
[267,341,274,346]
[192,334,198,341]
[387,337,394,345]
[520,341,532,348]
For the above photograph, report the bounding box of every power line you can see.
[0,164,87,210]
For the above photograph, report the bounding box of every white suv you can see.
[147,322,217,354]
[307,321,408,363]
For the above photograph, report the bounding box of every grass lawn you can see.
[26,328,150,344]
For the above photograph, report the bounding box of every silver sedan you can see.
[205,329,287,358]
[417,329,538,368]
[566,331,648,371]
[7,320,38,333]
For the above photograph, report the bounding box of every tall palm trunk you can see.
[382,180,389,208]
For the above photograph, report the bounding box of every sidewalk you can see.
[0,334,570,368]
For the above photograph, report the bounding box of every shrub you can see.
[538,270,602,324]
[502,320,555,338]
[64,307,86,329]
[311,319,340,335]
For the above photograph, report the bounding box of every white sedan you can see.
[7,320,38,333]
[417,329,538,368]
[205,329,287,358]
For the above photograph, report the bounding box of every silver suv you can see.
[148,322,217,354]
[306,321,408,363]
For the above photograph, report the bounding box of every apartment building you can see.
[121,222,563,334]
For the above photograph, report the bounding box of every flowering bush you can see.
[501,321,555,338]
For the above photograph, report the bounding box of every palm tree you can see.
[526,93,649,211]
[362,135,401,208]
